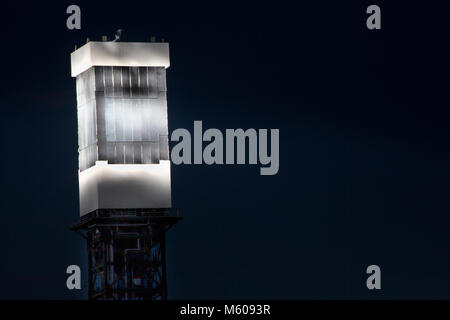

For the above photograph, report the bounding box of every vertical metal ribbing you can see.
[77,65,170,167]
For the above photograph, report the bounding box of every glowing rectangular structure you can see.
[71,42,170,77]
[71,41,171,216]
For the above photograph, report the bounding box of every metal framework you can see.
[71,209,181,300]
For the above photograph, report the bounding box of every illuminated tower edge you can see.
[69,40,181,300]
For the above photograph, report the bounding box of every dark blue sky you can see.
[1,1,450,299]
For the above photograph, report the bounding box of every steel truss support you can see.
[71,209,181,300]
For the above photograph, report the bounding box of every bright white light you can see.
[78,160,171,216]
[71,42,170,77]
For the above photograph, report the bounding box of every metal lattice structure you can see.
[71,209,180,300]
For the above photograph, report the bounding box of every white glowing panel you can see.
[72,41,172,216]
[71,42,170,77]
[79,161,172,216]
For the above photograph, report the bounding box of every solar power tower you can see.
[70,39,180,300]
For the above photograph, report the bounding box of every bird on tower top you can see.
[113,29,123,42]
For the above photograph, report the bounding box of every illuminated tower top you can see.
[71,41,170,77]
[71,41,171,216]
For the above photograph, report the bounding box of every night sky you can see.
[1,1,450,299]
